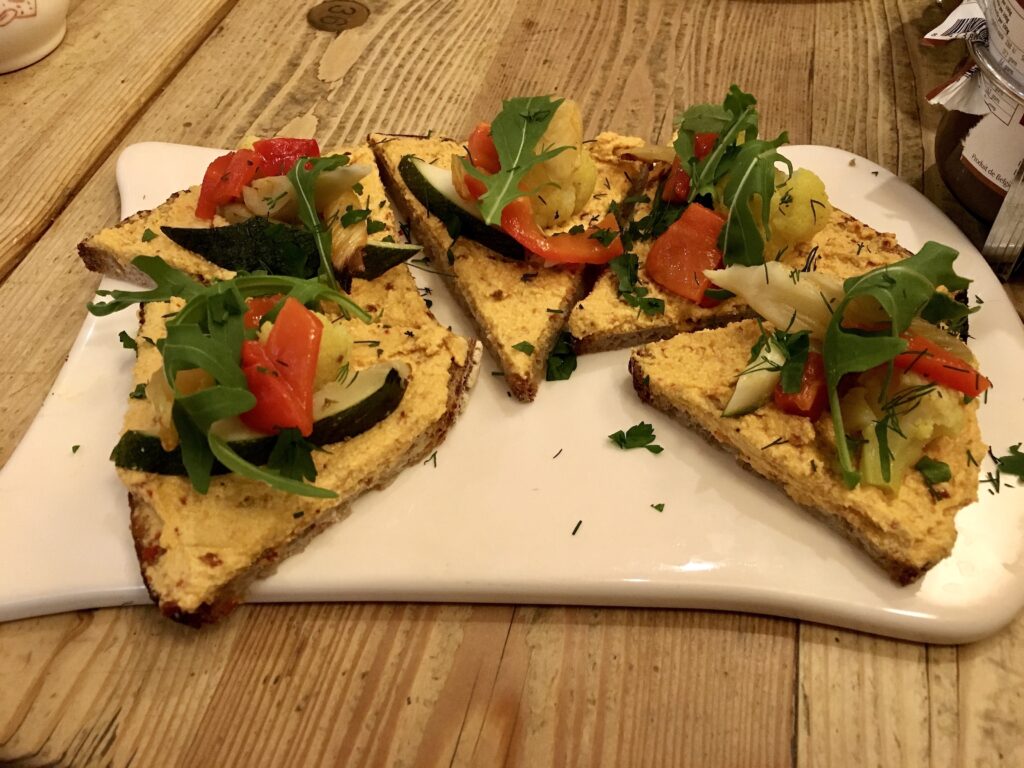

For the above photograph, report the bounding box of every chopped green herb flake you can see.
[141,228,158,243]
[512,340,535,356]
[609,422,663,454]
[129,383,148,400]
[118,330,137,350]
[995,444,1024,480]
[71,444,80,454]
[545,332,577,381]
[915,456,952,486]
[651,503,665,512]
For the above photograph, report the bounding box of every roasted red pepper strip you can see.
[195,149,262,220]
[773,352,828,420]
[500,197,624,265]
[894,334,991,397]
[660,132,718,204]
[239,298,322,436]
[252,138,320,177]
[644,202,725,304]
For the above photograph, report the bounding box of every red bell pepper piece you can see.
[660,132,718,204]
[773,352,828,420]
[894,334,991,398]
[500,197,624,265]
[239,297,322,436]
[644,203,725,304]
[252,138,320,177]
[195,148,262,220]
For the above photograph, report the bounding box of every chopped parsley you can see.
[71,444,80,454]
[512,340,535,356]
[118,330,137,350]
[651,503,665,512]
[915,456,951,484]
[608,252,665,317]
[995,444,1024,480]
[609,422,663,454]
[141,228,158,243]
[129,383,148,400]
[545,332,577,381]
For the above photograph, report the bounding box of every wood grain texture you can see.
[1,0,1023,765]
[0,0,238,282]
[0,606,794,767]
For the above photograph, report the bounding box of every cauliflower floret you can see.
[857,372,964,491]
[519,99,597,228]
[764,168,832,259]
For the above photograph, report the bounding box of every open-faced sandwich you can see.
[568,86,911,352]
[80,139,480,624]
[630,245,988,582]
[370,97,645,400]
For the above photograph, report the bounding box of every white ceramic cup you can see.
[0,0,70,75]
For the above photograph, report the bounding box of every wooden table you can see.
[1,1,1022,764]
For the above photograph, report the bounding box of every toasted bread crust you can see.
[629,321,984,584]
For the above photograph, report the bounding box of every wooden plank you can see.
[456,609,795,768]
[797,625,934,767]
[0,606,794,766]
[957,612,1024,766]
[0,0,237,282]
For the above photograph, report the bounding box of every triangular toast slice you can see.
[569,187,912,353]
[370,132,644,401]
[124,300,479,624]
[629,320,984,583]
[79,145,436,331]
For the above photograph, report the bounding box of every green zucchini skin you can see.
[161,217,319,278]
[352,241,422,281]
[397,155,526,262]
[113,367,408,476]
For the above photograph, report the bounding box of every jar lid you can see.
[969,39,1024,107]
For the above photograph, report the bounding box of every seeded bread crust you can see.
[628,321,985,584]
[369,131,645,401]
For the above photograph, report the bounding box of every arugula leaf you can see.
[545,332,577,381]
[609,422,663,454]
[675,85,759,201]
[996,444,1024,479]
[209,433,335,498]
[512,340,535,355]
[88,256,204,316]
[719,133,792,266]
[462,96,571,225]
[915,456,952,485]
[287,154,351,291]
[87,256,368,497]
[824,242,969,487]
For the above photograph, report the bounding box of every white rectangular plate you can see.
[2,141,1023,643]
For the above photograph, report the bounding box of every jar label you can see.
[961,109,1024,195]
